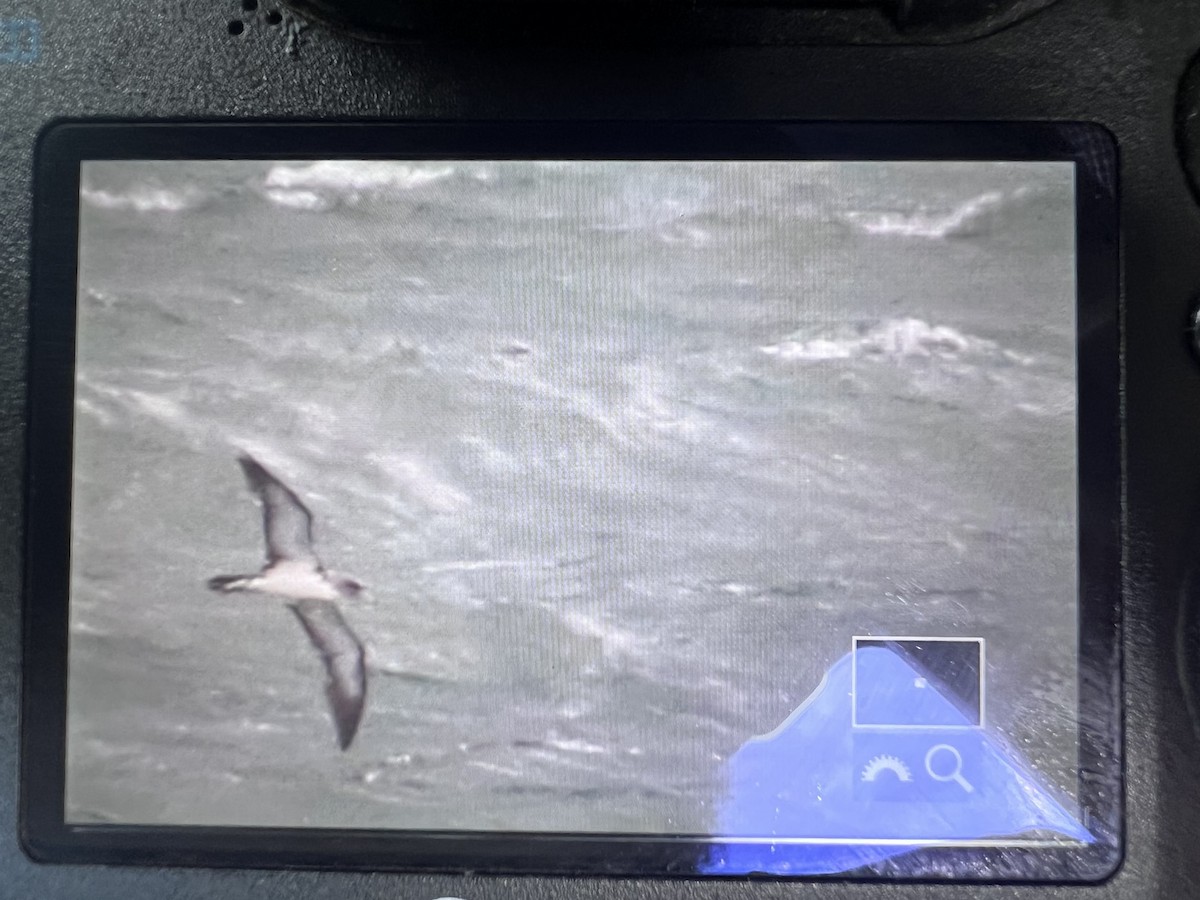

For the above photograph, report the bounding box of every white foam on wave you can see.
[545,736,607,755]
[842,189,1010,239]
[261,187,334,212]
[557,608,657,664]
[458,435,522,475]
[126,389,188,425]
[592,218,711,248]
[71,620,111,638]
[657,223,711,246]
[81,186,207,213]
[367,450,471,514]
[627,366,708,439]
[467,760,523,777]
[420,559,543,574]
[761,317,1026,365]
[264,161,455,194]
[258,162,455,211]
[1014,397,1074,417]
[75,396,115,427]
[763,337,855,362]
[81,381,192,430]
[477,363,634,451]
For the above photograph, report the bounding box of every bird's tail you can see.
[207,574,254,593]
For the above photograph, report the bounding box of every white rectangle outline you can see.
[850,635,986,730]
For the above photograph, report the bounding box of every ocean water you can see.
[65,159,1079,835]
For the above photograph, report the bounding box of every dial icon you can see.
[861,754,913,783]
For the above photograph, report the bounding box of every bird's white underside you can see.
[245,560,346,602]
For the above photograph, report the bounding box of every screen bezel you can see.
[21,120,1122,882]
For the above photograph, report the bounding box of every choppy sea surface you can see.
[66,159,1079,834]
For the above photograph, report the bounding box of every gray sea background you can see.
[65,159,1078,834]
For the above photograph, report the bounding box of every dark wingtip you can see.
[335,710,363,751]
[334,674,366,751]
[236,452,268,482]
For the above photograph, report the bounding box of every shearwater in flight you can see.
[208,453,367,750]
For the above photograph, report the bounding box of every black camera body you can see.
[3,1,1200,898]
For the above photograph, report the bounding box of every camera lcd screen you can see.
[22,123,1121,881]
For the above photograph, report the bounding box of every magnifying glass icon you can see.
[925,744,974,793]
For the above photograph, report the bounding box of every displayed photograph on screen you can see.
[65,158,1083,867]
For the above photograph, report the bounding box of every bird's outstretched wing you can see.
[238,454,319,567]
[288,599,367,751]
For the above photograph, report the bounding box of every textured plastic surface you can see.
[279,0,1061,45]
[0,0,1197,897]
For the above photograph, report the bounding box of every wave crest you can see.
[842,189,1015,239]
[81,186,209,213]
[760,317,1030,365]
[259,161,456,210]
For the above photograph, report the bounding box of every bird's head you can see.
[335,576,365,598]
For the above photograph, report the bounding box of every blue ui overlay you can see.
[702,644,1091,875]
